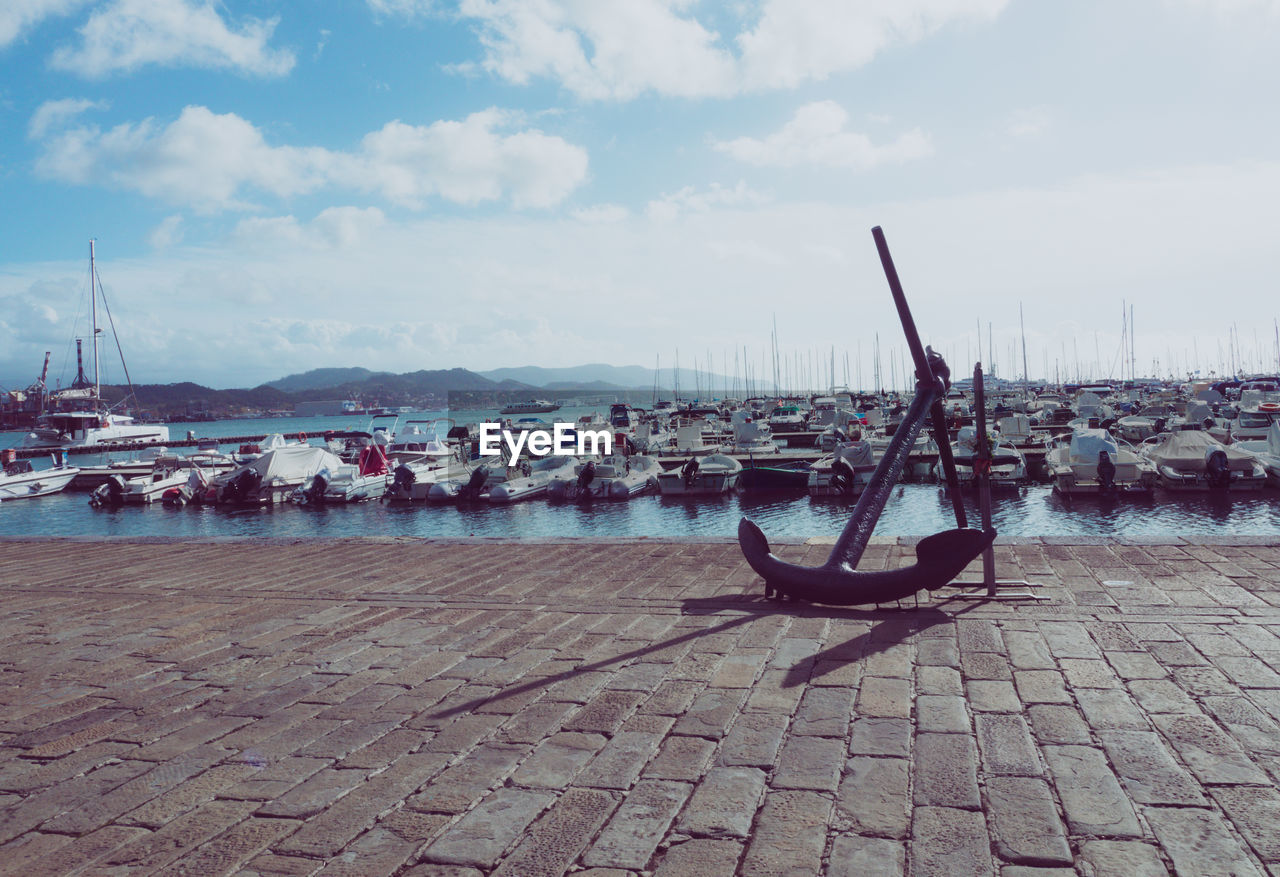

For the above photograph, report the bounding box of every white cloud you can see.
[713,101,932,170]
[646,180,768,222]
[49,0,295,77]
[31,105,588,212]
[0,0,88,49]
[27,96,106,138]
[148,214,183,249]
[232,207,388,251]
[456,0,1009,99]
[572,203,629,223]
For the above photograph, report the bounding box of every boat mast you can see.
[90,239,100,404]
[1020,302,1029,403]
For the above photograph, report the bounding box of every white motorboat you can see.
[24,411,170,450]
[730,411,778,454]
[632,420,672,454]
[767,404,806,430]
[1114,403,1178,443]
[808,439,877,497]
[546,455,659,501]
[1235,422,1280,487]
[427,460,514,502]
[1141,429,1267,490]
[1045,428,1157,496]
[657,453,742,496]
[0,452,79,502]
[385,458,469,501]
[673,424,720,455]
[291,444,392,504]
[935,426,1027,487]
[489,455,579,503]
[206,445,347,505]
[1226,402,1280,444]
[501,399,560,415]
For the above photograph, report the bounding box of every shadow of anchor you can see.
[739,226,995,606]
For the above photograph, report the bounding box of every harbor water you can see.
[3,410,1280,541]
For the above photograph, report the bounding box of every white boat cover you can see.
[232,446,346,484]
[1068,429,1118,462]
[1146,430,1255,471]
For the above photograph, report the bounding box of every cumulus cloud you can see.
[454,0,1009,99]
[27,96,106,138]
[31,104,588,212]
[148,214,184,249]
[367,0,437,18]
[572,203,629,223]
[49,0,295,77]
[713,101,932,170]
[0,0,89,48]
[646,180,768,222]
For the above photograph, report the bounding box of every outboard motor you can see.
[223,468,261,504]
[680,457,700,487]
[576,459,597,497]
[1205,448,1231,489]
[1096,450,1117,492]
[830,457,857,495]
[304,472,329,505]
[89,475,126,508]
[392,464,417,497]
[460,466,489,500]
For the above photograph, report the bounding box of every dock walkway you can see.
[1,536,1279,875]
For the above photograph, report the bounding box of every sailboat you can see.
[23,242,170,449]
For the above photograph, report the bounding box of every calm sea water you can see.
[4,410,1280,540]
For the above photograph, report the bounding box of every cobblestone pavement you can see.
[1,536,1280,876]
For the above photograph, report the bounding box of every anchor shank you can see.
[873,226,934,382]
[929,400,969,528]
[830,378,941,568]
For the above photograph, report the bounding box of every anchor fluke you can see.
[739,518,993,606]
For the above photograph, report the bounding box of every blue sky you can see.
[2,0,1278,390]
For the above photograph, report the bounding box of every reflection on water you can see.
[3,485,1278,541]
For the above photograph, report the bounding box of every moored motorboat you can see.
[206,445,347,505]
[935,426,1027,487]
[1142,429,1268,490]
[0,450,79,502]
[656,453,741,496]
[547,455,658,501]
[808,438,877,497]
[1045,428,1157,496]
[489,455,579,503]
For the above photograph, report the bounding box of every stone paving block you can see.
[155,814,302,876]
[607,662,673,693]
[1076,840,1169,877]
[409,742,529,812]
[563,690,647,735]
[744,669,806,714]
[1172,665,1238,696]
[916,665,962,696]
[513,732,607,790]
[826,835,905,877]
[1211,786,1280,864]
[917,637,960,668]
[19,824,148,875]
[791,686,855,737]
[717,711,788,768]
[1075,688,1150,730]
[975,714,1040,777]
[1127,679,1199,714]
[810,658,864,687]
[917,695,969,734]
[1151,713,1272,785]
[958,620,1004,654]
[220,756,332,802]
[419,787,555,868]
[1105,650,1168,681]
[985,777,1072,867]
[1042,745,1141,838]
[1097,729,1205,805]
[639,680,703,717]
[772,734,844,792]
[849,716,911,757]
[967,680,1021,713]
[310,826,418,876]
[962,651,1013,681]
[837,757,909,839]
[644,735,715,781]
[707,651,767,689]
[1013,670,1071,704]
[1027,704,1091,745]
[914,732,981,809]
[858,676,911,718]
[1145,806,1265,877]
[582,779,690,870]
[255,766,370,819]
[576,731,663,790]
[676,766,765,839]
[1216,655,1280,689]
[653,838,743,876]
[493,787,618,877]
[910,806,994,877]
[672,687,747,739]
[740,789,831,876]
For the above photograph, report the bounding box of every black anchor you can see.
[738,227,995,606]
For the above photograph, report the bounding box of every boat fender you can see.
[1205,448,1231,489]
[297,432,308,443]
[1097,450,1117,491]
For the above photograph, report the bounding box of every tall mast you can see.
[1020,301,1029,401]
[90,239,100,402]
